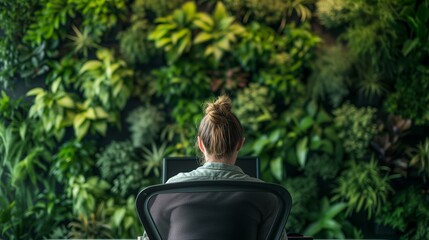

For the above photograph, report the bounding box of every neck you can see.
[204,155,236,165]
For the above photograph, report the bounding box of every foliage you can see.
[333,159,393,218]
[335,0,400,65]
[304,154,340,180]
[78,49,133,111]
[68,208,113,239]
[333,103,379,160]
[24,0,127,45]
[233,22,277,72]
[165,99,204,155]
[148,1,198,62]
[193,1,245,62]
[141,143,169,178]
[0,93,57,239]
[255,23,321,103]
[0,0,38,87]
[119,20,155,65]
[384,1,429,124]
[307,44,352,107]
[51,140,96,182]
[410,138,429,181]
[126,105,165,147]
[2,0,429,238]
[315,0,348,28]
[134,0,185,18]
[67,175,110,217]
[68,25,99,57]
[225,0,313,28]
[96,141,144,198]
[245,101,340,183]
[104,196,141,238]
[149,1,245,63]
[26,87,76,140]
[152,61,211,103]
[304,198,350,239]
[399,1,429,63]
[376,186,429,240]
[282,176,318,233]
[386,67,429,125]
[27,49,134,140]
[234,83,275,135]
[372,115,412,176]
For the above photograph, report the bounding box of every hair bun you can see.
[205,95,232,123]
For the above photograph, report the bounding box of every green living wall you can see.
[1,0,429,239]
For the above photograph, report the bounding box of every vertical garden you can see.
[1,0,428,239]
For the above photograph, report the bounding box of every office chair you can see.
[135,181,292,240]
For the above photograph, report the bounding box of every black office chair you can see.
[135,181,292,240]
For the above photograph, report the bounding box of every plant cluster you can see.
[376,186,429,240]
[333,159,393,218]
[96,141,143,198]
[126,105,165,147]
[333,103,379,160]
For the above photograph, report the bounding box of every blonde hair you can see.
[198,95,243,160]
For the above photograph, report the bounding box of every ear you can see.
[235,137,245,151]
[198,136,205,153]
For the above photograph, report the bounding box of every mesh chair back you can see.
[136,181,292,240]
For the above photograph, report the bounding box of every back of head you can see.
[198,95,243,160]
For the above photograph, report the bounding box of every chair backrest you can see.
[136,181,292,240]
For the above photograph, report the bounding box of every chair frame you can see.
[136,180,292,240]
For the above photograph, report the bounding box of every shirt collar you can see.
[201,162,244,173]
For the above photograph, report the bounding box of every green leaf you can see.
[270,157,283,181]
[112,208,126,227]
[296,137,308,167]
[93,122,107,135]
[219,17,234,30]
[212,47,223,61]
[182,1,196,19]
[402,38,419,56]
[171,29,189,44]
[325,202,347,219]
[176,35,190,56]
[298,116,314,131]
[75,120,90,140]
[196,13,214,27]
[217,37,230,51]
[79,60,102,74]
[155,38,172,48]
[95,107,109,119]
[57,96,75,108]
[148,28,169,40]
[19,123,27,140]
[26,88,45,96]
[304,222,322,236]
[194,32,213,44]
[306,101,318,116]
[73,113,86,129]
[85,108,97,120]
[51,77,62,93]
[252,135,269,155]
[213,2,227,21]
